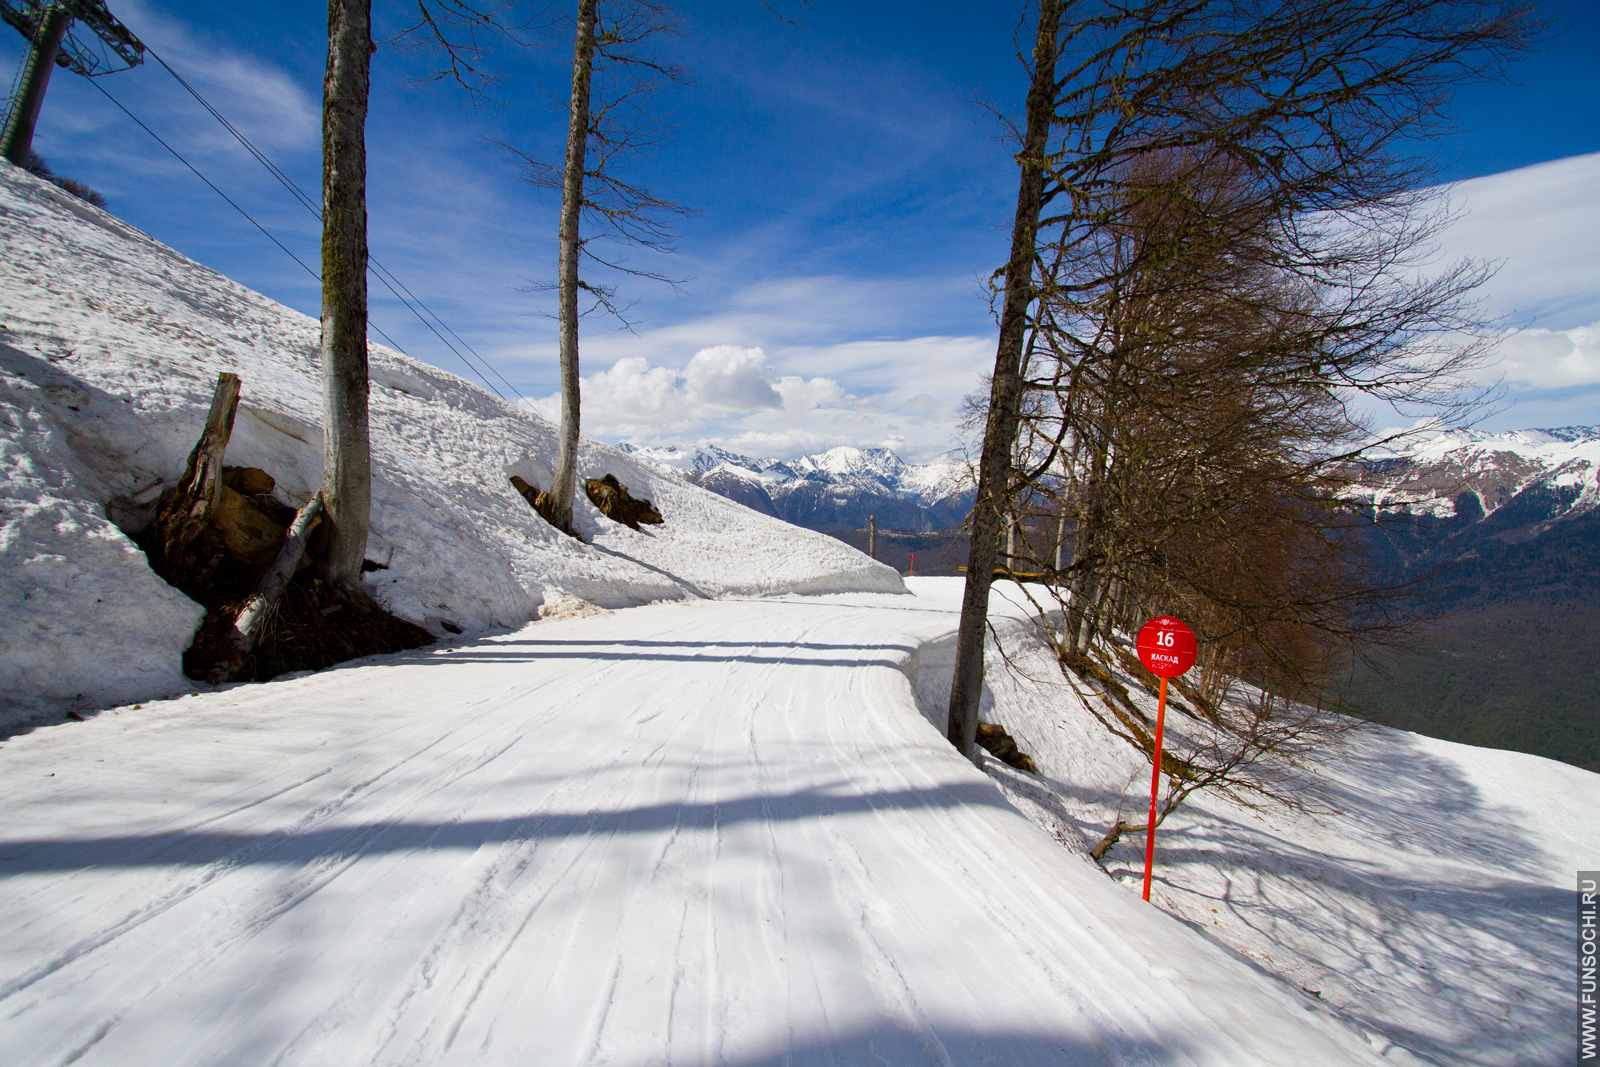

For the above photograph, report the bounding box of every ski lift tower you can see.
[0,0,143,166]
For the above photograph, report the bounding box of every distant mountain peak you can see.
[1355,424,1600,524]
[618,441,974,532]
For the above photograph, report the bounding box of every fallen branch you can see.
[1090,819,1142,862]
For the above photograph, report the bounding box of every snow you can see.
[968,597,1598,1066]
[0,160,902,721]
[1356,423,1600,517]
[625,441,972,504]
[0,581,1399,1065]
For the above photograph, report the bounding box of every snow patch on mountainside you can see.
[0,161,902,718]
[1358,424,1600,519]
[623,441,974,531]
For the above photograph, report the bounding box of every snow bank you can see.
[0,161,901,717]
[925,577,1600,1066]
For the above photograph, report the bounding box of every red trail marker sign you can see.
[1134,615,1197,902]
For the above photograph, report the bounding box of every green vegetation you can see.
[1339,512,1600,771]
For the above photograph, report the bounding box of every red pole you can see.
[1141,675,1169,902]
[909,552,915,576]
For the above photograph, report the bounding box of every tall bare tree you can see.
[947,0,1064,759]
[549,0,599,534]
[315,1,531,593]
[319,0,375,593]
[507,0,686,535]
[946,0,1534,762]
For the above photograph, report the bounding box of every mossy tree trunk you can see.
[320,0,374,591]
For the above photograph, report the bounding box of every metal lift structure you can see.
[0,0,143,166]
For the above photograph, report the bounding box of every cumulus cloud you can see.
[683,345,783,410]
[774,375,851,412]
[529,345,854,441]
[1490,323,1600,390]
[523,337,979,462]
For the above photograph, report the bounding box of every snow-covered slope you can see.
[969,599,1596,1066]
[624,442,974,531]
[0,161,901,715]
[0,583,1393,1065]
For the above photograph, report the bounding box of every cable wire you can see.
[87,77,319,281]
[146,47,524,401]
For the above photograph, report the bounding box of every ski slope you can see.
[0,582,1386,1066]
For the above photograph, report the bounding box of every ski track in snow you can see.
[0,583,1392,1066]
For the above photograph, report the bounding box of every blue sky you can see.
[4,0,1597,459]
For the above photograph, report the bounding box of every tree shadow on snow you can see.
[424,637,921,672]
[1090,734,1573,1066]
[0,778,1018,874]
[624,1022,1192,1067]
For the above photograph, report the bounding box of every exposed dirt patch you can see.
[585,473,663,531]
[138,465,432,684]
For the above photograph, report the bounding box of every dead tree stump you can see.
[153,372,241,577]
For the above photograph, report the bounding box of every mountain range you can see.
[620,443,975,533]
[1339,426,1600,770]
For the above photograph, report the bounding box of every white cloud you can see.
[683,345,783,410]
[1432,152,1600,329]
[1490,322,1600,390]
[524,337,985,462]
[774,375,850,412]
[529,345,853,442]
[105,2,319,156]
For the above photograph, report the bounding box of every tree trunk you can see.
[155,372,241,572]
[1052,507,1065,575]
[946,0,1062,761]
[319,0,373,592]
[548,0,599,535]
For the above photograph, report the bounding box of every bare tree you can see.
[319,0,375,594]
[496,1,686,534]
[947,0,1065,760]
[548,0,598,535]
[947,0,1533,763]
[315,1,534,593]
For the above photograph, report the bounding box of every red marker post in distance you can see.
[1135,615,1197,902]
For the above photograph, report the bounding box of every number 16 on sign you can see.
[1134,616,1198,902]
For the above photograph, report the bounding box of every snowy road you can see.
[0,583,1381,1065]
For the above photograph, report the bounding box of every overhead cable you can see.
[146,47,524,401]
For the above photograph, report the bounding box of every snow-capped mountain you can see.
[621,443,975,532]
[1342,424,1600,597]
[1338,425,1600,772]
[1356,425,1600,525]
